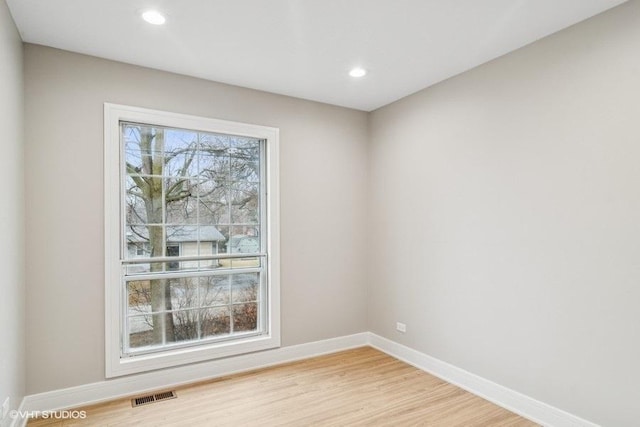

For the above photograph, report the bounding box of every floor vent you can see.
[132,391,177,407]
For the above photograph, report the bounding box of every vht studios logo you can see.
[10,409,87,420]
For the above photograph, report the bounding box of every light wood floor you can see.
[29,347,537,426]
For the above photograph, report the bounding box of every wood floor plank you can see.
[28,347,538,426]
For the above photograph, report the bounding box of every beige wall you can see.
[24,45,369,394]
[0,0,25,420]
[368,2,640,426]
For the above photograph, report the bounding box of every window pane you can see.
[169,277,199,310]
[230,226,260,252]
[230,156,260,183]
[164,129,198,178]
[232,273,259,303]
[127,280,152,315]
[165,179,200,224]
[171,309,200,343]
[125,177,148,224]
[199,275,230,307]
[230,137,260,158]
[198,147,229,180]
[233,303,258,332]
[201,307,231,338]
[124,147,144,170]
[146,225,165,258]
[166,225,197,247]
[197,181,229,225]
[125,225,165,261]
[230,183,259,224]
[214,226,230,254]
[128,314,154,348]
[123,125,164,173]
[128,311,179,348]
[199,133,228,151]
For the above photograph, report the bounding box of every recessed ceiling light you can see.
[142,10,166,25]
[349,67,367,78]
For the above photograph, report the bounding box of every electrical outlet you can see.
[1,397,9,420]
[396,322,406,333]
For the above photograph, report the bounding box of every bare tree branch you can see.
[126,163,148,192]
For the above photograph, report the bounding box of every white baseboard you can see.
[20,333,368,416]
[17,332,598,427]
[368,333,599,427]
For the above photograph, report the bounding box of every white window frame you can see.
[104,103,280,377]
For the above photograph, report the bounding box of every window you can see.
[105,104,280,377]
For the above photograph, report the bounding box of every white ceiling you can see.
[7,0,628,111]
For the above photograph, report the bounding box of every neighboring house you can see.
[221,233,261,268]
[126,225,226,271]
[126,225,260,270]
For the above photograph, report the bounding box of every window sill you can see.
[107,332,279,378]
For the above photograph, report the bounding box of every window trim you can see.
[104,103,280,378]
